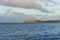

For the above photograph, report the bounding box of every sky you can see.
[0,0,60,23]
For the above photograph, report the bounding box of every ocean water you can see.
[0,23,60,40]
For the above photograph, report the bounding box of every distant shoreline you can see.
[0,20,60,24]
[24,20,60,23]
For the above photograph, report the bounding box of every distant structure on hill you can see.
[24,20,42,23]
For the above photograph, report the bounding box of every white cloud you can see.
[0,0,59,13]
[0,0,60,22]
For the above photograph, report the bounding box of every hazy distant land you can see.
[24,20,60,23]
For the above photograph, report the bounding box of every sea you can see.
[0,23,60,40]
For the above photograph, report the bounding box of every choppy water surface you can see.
[0,23,60,40]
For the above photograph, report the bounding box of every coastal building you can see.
[24,20,41,23]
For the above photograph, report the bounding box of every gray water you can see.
[0,23,60,40]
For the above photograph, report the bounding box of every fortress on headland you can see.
[24,20,42,23]
[24,20,60,23]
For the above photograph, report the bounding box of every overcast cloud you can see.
[0,0,60,23]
